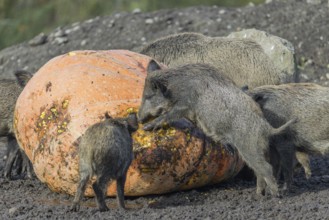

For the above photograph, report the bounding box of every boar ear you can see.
[147,60,162,73]
[14,70,33,87]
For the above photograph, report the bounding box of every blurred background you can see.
[0,0,264,50]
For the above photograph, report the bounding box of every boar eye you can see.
[151,82,157,91]
[150,80,169,97]
[253,94,268,105]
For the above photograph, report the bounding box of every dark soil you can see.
[1,0,329,219]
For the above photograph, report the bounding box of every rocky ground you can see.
[1,0,329,219]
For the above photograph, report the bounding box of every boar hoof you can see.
[256,188,266,196]
[70,203,80,212]
[305,171,312,180]
[99,206,109,212]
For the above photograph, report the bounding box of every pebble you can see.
[72,22,80,27]
[132,8,141,14]
[321,175,329,182]
[28,33,47,46]
[80,39,88,46]
[306,0,321,4]
[53,37,68,45]
[8,207,18,215]
[219,9,226,14]
[53,28,66,38]
[300,74,309,80]
[65,26,80,35]
[85,18,95,24]
[304,59,314,66]
[145,18,154,24]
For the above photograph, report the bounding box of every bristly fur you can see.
[141,32,295,88]
[139,61,296,197]
[71,113,138,212]
[0,70,33,179]
[249,83,329,183]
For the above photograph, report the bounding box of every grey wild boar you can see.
[138,61,296,196]
[248,83,329,183]
[71,113,138,212]
[140,32,293,89]
[0,70,33,179]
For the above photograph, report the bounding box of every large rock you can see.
[228,29,298,83]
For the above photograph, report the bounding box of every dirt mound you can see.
[1,0,329,219]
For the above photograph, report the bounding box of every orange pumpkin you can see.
[14,50,244,196]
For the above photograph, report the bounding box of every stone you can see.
[28,33,47,46]
[228,28,297,83]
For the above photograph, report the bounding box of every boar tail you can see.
[271,117,298,136]
[105,112,112,119]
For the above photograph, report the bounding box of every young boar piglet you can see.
[0,70,33,179]
[248,83,329,182]
[140,32,295,89]
[71,113,138,212]
[138,60,296,196]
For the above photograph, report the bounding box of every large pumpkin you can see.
[14,50,244,196]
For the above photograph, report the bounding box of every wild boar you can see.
[0,70,33,179]
[71,113,138,212]
[140,32,293,89]
[138,61,296,196]
[248,83,329,183]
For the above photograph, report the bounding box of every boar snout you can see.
[138,100,165,123]
[137,108,151,123]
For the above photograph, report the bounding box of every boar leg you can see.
[71,172,90,211]
[254,167,278,197]
[295,151,311,179]
[3,136,20,179]
[116,174,127,209]
[21,151,33,179]
[241,149,279,197]
[256,176,267,196]
[257,163,279,197]
[277,141,295,191]
[93,175,109,212]
[269,145,281,180]
[4,137,33,179]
